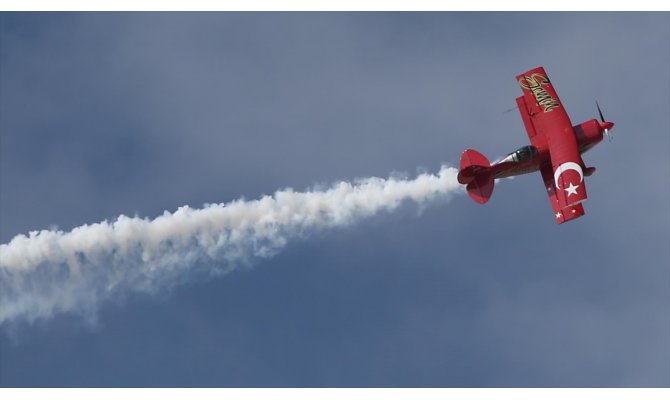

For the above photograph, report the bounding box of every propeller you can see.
[596,101,614,142]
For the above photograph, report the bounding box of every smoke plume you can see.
[0,166,462,324]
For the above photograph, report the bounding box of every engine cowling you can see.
[574,119,604,153]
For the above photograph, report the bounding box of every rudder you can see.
[466,173,495,204]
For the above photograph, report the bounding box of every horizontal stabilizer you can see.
[458,149,491,185]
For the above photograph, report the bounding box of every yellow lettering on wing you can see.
[518,73,561,113]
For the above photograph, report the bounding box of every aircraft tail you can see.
[457,149,495,204]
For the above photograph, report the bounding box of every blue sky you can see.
[0,12,668,387]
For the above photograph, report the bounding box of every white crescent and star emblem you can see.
[554,162,584,197]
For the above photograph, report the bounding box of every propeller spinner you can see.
[596,101,615,142]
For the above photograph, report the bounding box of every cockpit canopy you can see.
[500,145,538,164]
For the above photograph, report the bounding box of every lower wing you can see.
[540,163,585,224]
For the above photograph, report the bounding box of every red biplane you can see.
[457,66,614,224]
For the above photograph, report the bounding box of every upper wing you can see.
[516,66,572,133]
[515,95,543,148]
[515,66,570,150]
[540,162,585,224]
[517,66,587,209]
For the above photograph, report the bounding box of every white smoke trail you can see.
[0,166,462,324]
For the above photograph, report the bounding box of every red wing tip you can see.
[554,205,585,224]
